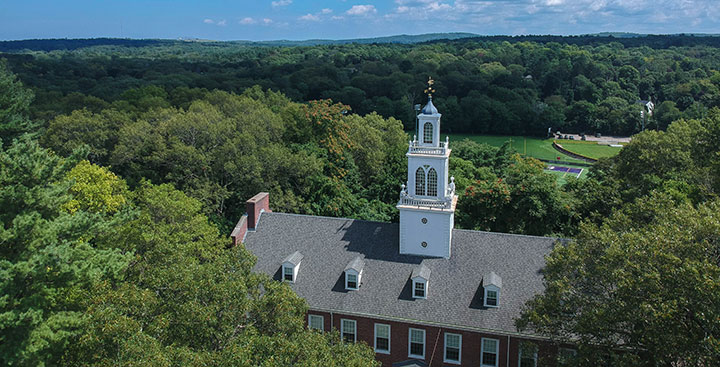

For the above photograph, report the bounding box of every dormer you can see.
[411,264,431,299]
[282,251,303,283]
[344,256,365,290]
[483,271,502,307]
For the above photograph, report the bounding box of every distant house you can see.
[232,95,571,367]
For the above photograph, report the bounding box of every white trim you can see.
[282,265,295,282]
[484,286,500,307]
[443,332,462,364]
[412,279,427,299]
[345,270,359,290]
[481,337,499,367]
[340,318,356,343]
[307,306,552,340]
[308,314,324,331]
[518,342,538,367]
[408,327,426,359]
[374,323,391,354]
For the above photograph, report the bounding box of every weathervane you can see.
[424,77,435,98]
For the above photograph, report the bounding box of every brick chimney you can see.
[230,192,271,247]
[246,192,271,230]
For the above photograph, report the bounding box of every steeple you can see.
[397,78,458,259]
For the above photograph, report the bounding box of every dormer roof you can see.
[411,264,431,280]
[345,256,365,273]
[283,250,304,266]
[483,271,502,288]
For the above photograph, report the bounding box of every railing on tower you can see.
[408,136,450,155]
[398,177,456,209]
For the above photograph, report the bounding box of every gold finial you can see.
[424,76,435,97]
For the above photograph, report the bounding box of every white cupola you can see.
[397,77,458,259]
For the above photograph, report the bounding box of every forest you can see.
[1,35,719,366]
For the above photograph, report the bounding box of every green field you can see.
[553,140,624,159]
[447,134,588,163]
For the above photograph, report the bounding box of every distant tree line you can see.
[2,35,720,136]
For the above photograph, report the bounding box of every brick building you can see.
[231,88,572,366]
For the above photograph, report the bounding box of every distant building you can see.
[232,93,571,367]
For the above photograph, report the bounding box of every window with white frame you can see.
[423,122,433,144]
[485,287,499,307]
[481,338,499,367]
[308,314,323,331]
[374,323,390,354]
[345,271,358,290]
[282,265,294,282]
[341,319,356,343]
[413,280,426,299]
[519,342,538,367]
[444,332,462,364]
[408,328,425,358]
[558,347,577,366]
[415,167,426,195]
[427,168,438,196]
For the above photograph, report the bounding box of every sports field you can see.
[447,134,587,163]
[553,140,624,159]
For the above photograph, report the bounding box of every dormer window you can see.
[281,251,303,283]
[411,264,431,299]
[483,271,502,307]
[344,256,364,291]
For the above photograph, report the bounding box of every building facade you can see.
[231,90,572,367]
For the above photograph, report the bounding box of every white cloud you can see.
[331,15,345,20]
[346,4,377,16]
[545,0,564,5]
[263,18,273,24]
[271,0,292,7]
[321,8,333,14]
[299,13,320,21]
[203,18,214,24]
[217,19,227,26]
[239,17,257,25]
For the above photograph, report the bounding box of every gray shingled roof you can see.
[282,250,303,266]
[243,212,557,335]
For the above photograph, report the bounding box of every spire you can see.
[421,76,438,115]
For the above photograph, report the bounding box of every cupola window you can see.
[427,168,438,196]
[415,167,426,196]
[423,122,433,144]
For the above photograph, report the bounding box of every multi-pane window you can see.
[444,333,461,364]
[413,281,426,298]
[423,122,433,143]
[415,167,426,195]
[374,323,390,354]
[427,168,438,196]
[346,272,358,290]
[481,338,499,367]
[486,289,498,307]
[283,266,294,281]
[408,328,425,358]
[558,348,577,366]
[519,342,538,367]
[341,319,356,343]
[308,314,323,331]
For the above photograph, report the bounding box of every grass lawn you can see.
[447,134,588,163]
[553,140,624,160]
[544,164,589,185]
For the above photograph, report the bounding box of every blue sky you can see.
[1,0,718,41]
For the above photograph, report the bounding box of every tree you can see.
[517,194,720,366]
[0,59,36,144]
[0,138,131,366]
